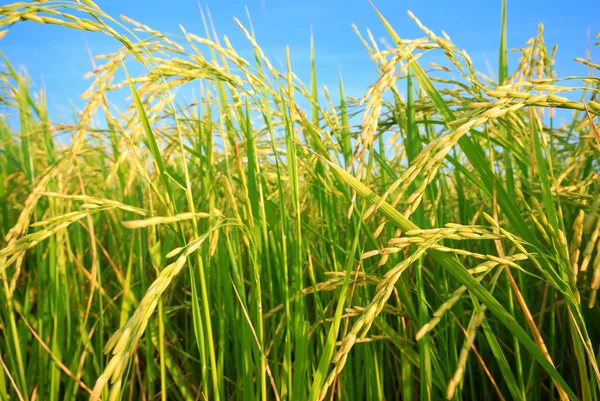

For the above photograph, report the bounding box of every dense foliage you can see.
[1,1,599,400]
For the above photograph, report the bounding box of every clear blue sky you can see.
[1,0,598,120]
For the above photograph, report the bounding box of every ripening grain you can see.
[0,1,599,400]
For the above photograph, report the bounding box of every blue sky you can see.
[1,0,599,120]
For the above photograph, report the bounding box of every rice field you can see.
[0,1,599,400]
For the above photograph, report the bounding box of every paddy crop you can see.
[0,1,599,400]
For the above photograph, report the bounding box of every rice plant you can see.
[0,0,599,400]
